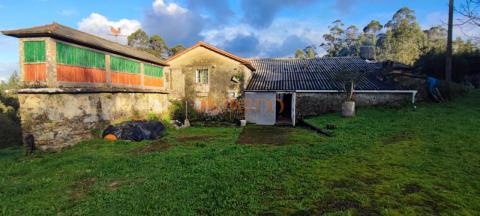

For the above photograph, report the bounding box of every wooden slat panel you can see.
[144,76,164,88]
[24,63,46,81]
[111,72,141,86]
[57,64,106,83]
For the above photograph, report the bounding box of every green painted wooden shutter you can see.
[56,42,105,69]
[24,41,46,63]
[144,64,164,78]
[110,56,140,74]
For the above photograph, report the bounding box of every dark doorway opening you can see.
[276,93,292,125]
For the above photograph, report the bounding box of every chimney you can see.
[360,46,375,60]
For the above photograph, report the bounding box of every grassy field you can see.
[1,91,480,215]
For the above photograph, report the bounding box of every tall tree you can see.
[304,46,318,58]
[149,35,169,58]
[454,37,478,53]
[295,49,306,58]
[446,0,454,81]
[380,7,426,64]
[127,30,174,59]
[127,29,149,49]
[169,44,186,56]
[6,71,20,90]
[321,20,346,56]
[363,20,383,46]
[343,25,360,56]
[423,26,447,52]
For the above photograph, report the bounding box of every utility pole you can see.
[445,0,454,82]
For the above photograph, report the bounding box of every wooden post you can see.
[445,0,454,82]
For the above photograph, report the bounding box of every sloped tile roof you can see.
[246,57,406,91]
[2,23,168,66]
[166,41,255,70]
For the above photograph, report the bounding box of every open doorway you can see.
[276,93,295,126]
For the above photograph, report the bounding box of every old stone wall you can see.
[296,92,413,118]
[168,47,252,114]
[18,92,169,151]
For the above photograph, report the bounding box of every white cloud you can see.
[77,1,200,47]
[78,13,142,45]
[201,18,328,57]
[143,0,204,47]
[59,9,78,16]
[152,0,187,15]
[201,24,254,47]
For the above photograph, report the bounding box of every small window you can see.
[196,69,208,84]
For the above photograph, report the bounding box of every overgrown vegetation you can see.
[0,72,22,148]
[127,29,185,59]
[415,48,480,85]
[169,99,243,124]
[1,91,479,215]
[298,6,480,84]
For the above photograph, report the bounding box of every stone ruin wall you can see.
[18,92,169,151]
[15,37,170,151]
[296,92,413,119]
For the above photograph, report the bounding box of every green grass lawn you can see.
[1,92,480,215]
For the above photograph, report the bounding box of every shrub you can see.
[0,92,22,148]
[0,113,22,148]
[438,81,469,100]
[147,113,160,121]
[415,49,480,83]
[168,99,243,123]
[169,99,199,121]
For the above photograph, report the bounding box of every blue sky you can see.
[0,0,474,81]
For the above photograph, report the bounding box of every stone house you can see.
[245,58,417,126]
[165,41,255,114]
[165,45,417,126]
[2,23,170,151]
[2,23,417,150]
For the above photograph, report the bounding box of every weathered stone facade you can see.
[18,92,169,151]
[167,45,252,113]
[4,24,171,151]
[296,92,413,118]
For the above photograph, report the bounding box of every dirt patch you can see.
[176,135,215,142]
[70,177,97,201]
[107,180,124,190]
[355,175,381,185]
[330,175,380,189]
[382,131,415,145]
[131,141,172,155]
[297,197,381,216]
[236,126,290,145]
[402,182,422,194]
[331,179,353,189]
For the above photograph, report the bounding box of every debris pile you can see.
[102,121,165,142]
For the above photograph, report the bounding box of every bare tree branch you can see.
[456,0,480,27]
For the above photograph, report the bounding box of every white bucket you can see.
[240,120,247,127]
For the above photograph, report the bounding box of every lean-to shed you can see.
[245,57,417,126]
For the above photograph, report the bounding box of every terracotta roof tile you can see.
[166,41,255,70]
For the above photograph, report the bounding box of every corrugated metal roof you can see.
[246,57,405,91]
